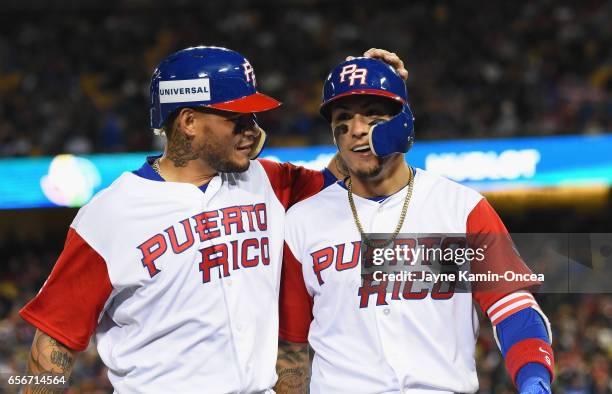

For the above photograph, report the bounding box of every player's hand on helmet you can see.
[519,377,552,394]
[347,49,409,81]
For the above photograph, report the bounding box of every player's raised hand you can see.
[346,48,408,81]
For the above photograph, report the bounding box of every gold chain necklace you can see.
[347,167,414,248]
[152,158,163,179]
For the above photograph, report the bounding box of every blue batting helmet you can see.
[149,46,281,130]
[320,58,415,156]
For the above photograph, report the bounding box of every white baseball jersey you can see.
[21,157,332,393]
[281,168,539,394]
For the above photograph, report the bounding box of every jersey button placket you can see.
[376,305,405,384]
[365,202,378,236]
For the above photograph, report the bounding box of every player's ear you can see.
[175,108,199,138]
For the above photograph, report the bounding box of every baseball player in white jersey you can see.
[19,47,408,393]
[277,58,555,394]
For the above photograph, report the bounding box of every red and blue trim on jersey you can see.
[321,168,337,190]
[133,155,336,196]
[133,154,208,193]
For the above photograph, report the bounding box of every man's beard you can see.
[198,136,250,173]
[348,155,386,179]
[353,163,383,179]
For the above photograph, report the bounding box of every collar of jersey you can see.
[336,166,415,204]
[132,154,209,193]
[337,179,389,203]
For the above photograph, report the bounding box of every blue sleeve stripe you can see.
[497,308,551,389]
[496,307,549,357]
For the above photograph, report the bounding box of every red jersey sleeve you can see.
[258,159,332,210]
[279,242,313,343]
[467,198,541,313]
[20,228,113,351]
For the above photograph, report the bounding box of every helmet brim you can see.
[207,92,282,113]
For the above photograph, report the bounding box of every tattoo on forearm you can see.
[50,350,73,370]
[276,339,310,394]
[24,330,76,394]
[166,128,199,167]
[28,384,63,394]
[29,331,75,374]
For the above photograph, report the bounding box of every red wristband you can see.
[505,338,554,385]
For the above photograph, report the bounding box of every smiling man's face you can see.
[192,109,260,173]
[330,95,398,179]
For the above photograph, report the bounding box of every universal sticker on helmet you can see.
[159,79,211,104]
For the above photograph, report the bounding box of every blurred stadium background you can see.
[0,0,610,393]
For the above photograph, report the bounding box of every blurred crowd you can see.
[0,233,113,393]
[0,229,610,393]
[0,0,610,157]
[476,293,612,394]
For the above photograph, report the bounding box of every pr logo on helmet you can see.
[339,64,368,86]
[243,61,256,86]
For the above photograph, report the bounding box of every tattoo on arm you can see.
[275,339,310,394]
[24,329,77,394]
[49,350,73,371]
